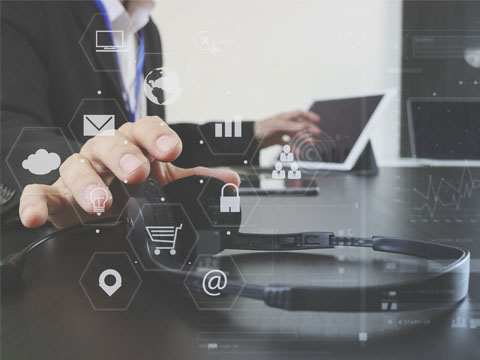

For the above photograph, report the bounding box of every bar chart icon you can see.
[215,116,242,138]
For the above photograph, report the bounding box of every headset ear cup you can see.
[140,179,176,226]
[128,176,241,270]
[160,175,242,236]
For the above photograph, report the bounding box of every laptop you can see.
[298,90,395,170]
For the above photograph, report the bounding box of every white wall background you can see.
[151,0,403,165]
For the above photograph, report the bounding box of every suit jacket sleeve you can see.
[0,2,76,214]
[170,121,260,168]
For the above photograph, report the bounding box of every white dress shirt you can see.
[101,0,154,120]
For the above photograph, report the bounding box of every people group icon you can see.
[288,162,301,179]
[272,144,301,179]
[280,144,294,162]
[272,162,286,179]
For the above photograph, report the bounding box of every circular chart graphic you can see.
[290,131,337,163]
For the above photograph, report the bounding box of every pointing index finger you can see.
[124,116,183,163]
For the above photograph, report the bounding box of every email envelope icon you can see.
[83,115,115,136]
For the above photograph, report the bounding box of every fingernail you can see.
[21,205,36,221]
[119,153,144,174]
[156,135,178,155]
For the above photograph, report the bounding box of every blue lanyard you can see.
[94,0,145,122]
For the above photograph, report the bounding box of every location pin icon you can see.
[98,269,122,297]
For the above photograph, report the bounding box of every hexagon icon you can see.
[197,115,258,156]
[183,255,245,310]
[249,128,325,196]
[126,203,199,272]
[197,176,260,229]
[79,252,141,311]
[142,51,202,121]
[79,14,140,72]
[68,98,128,147]
[80,178,134,226]
[5,127,75,191]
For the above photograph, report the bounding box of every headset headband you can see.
[132,177,471,312]
[150,231,470,312]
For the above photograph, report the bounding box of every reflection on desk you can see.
[1,167,479,360]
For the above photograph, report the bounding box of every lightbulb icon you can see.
[90,187,109,216]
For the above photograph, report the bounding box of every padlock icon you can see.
[220,183,240,213]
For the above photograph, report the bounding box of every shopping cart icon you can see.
[146,223,183,256]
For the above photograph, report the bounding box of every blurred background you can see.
[152,0,403,165]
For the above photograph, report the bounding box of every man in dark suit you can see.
[1,0,321,228]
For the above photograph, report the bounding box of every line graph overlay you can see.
[413,167,480,218]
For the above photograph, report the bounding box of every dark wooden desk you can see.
[2,167,479,360]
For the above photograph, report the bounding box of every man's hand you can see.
[254,110,321,148]
[19,116,240,229]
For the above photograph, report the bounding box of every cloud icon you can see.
[22,149,61,175]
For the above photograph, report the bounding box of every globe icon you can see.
[143,67,182,106]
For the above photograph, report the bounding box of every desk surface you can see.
[2,167,479,360]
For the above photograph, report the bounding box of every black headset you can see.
[1,176,470,312]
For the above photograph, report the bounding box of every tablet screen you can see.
[305,95,383,163]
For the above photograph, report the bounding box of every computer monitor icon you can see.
[95,30,126,52]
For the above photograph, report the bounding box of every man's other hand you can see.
[254,110,321,148]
